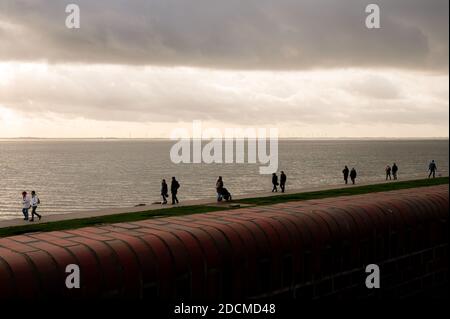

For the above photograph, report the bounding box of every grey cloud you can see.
[1,66,447,127]
[0,0,448,70]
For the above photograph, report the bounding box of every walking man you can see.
[392,163,398,180]
[272,173,279,192]
[342,166,349,184]
[280,171,287,193]
[350,168,357,185]
[171,177,180,204]
[21,191,30,221]
[428,160,437,178]
[30,191,42,222]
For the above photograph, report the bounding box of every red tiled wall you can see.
[0,185,448,299]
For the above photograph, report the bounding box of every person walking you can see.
[216,176,224,202]
[272,173,279,192]
[21,191,31,221]
[161,179,169,205]
[170,177,180,204]
[342,166,350,184]
[29,191,42,222]
[392,163,398,180]
[428,160,437,178]
[350,168,357,185]
[280,171,287,193]
[385,165,392,180]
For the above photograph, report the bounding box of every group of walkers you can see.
[342,160,438,185]
[19,160,440,221]
[160,177,181,205]
[271,171,287,193]
[385,163,399,180]
[342,166,358,185]
[21,191,41,222]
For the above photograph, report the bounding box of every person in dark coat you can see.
[428,160,437,178]
[272,173,279,192]
[161,179,168,204]
[170,177,180,204]
[350,168,357,185]
[342,166,349,184]
[280,171,287,193]
[216,176,224,202]
[392,163,398,180]
[385,165,392,180]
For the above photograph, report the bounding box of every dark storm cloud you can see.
[0,0,448,70]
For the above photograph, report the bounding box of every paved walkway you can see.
[0,177,442,229]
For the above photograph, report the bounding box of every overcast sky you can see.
[0,0,448,138]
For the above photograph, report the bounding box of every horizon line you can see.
[1,137,449,140]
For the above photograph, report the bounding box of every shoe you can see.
[29,219,34,222]
[38,216,42,221]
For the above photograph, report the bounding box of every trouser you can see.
[429,170,436,178]
[386,173,391,180]
[22,208,29,220]
[272,184,278,192]
[351,178,355,185]
[172,193,179,204]
[393,172,397,180]
[162,194,168,203]
[31,206,41,220]
[280,183,285,193]
[344,176,348,184]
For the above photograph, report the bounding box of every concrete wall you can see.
[0,185,448,299]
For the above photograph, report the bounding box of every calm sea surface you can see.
[0,139,448,220]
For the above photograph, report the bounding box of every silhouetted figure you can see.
[385,165,392,180]
[21,191,30,221]
[428,160,437,178]
[342,166,350,184]
[216,176,224,202]
[350,168,357,185]
[170,177,180,204]
[220,188,232,201]
[272,173,279,192]
[30,191,42,222]
[280,171,287,193]
[216,176,232,201]
[161,179,168,204]
[392,163,398,180]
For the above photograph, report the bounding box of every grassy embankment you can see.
[0,177,447,238]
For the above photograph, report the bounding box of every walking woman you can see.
[21,191,30,221]
[161,179,169,205]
